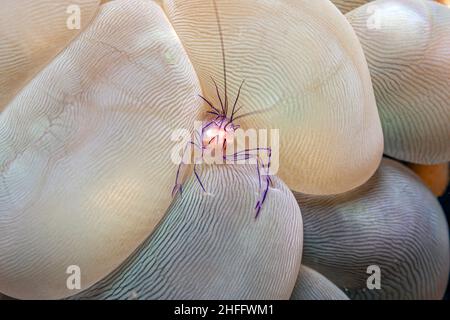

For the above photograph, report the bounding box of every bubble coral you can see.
[0,0,448,300]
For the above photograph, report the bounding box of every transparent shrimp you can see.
[172,0,273,218]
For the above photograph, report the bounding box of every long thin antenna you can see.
[230,80,245,121]
[212,0,228,116]
[233,106,274,122]
[211,76,225,115]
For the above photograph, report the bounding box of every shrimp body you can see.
[202,115,239,151]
